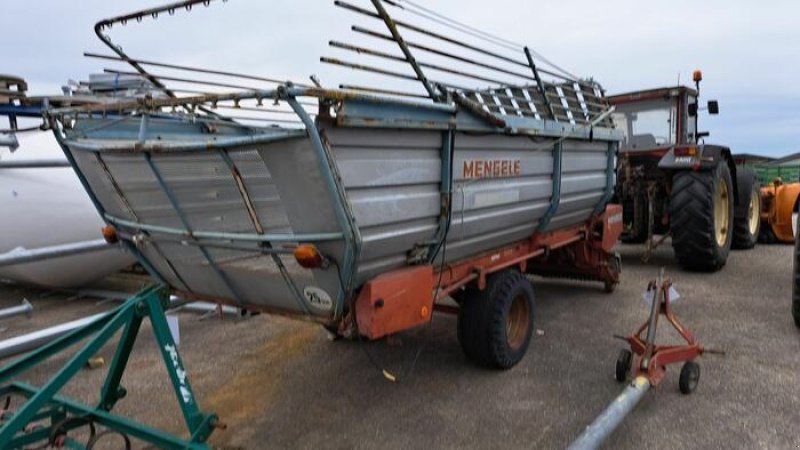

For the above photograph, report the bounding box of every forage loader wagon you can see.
[0,1,629,447]
[44,0,626,370]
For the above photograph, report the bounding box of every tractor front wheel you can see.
[670,162,734,271]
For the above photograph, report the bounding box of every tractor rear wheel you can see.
[670,162,734,271]
[457,269,535,369]
[732,167,761,249]
[793,214,800,328]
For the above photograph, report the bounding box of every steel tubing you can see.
[567,376,651,450]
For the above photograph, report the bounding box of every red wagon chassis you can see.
[354,204,623,339]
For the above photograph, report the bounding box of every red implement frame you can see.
[353,204,623,339]
[624,272,704,386]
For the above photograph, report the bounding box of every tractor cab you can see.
[609,86,697,153]
[608,73,719,157]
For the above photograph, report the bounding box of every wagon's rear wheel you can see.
[457,270,535,369]
[732,167,761,249]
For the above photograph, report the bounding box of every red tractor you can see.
[609,71,760,271]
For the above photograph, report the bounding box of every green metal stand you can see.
[0,285,219,449]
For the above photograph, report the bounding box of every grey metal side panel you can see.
[446,133,553,262]
[64,136,344,317]
[324,127,442,281]
[326,129,614,281]
[545,139,610,230]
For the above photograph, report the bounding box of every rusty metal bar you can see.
[85,52,309,87]
[321,57,419,82]
[350,26,537,83]
[339,84,428,99]
[103,69,262,92]
[335,0,584,84]
[329,41,519,86]
[525,47,556,120]
[369,0,440,101]
[450,90,507,129]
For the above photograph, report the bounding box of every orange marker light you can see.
[101,225,119,244]
[420,305,430,319]
[294,244,324,269]
[675,147,697,157]
[692,70,703,82]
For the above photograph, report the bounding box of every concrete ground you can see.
[0,241,798,449]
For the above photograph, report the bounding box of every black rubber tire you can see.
[622,193,649,244]
[793,213,800,328]
[457,270,535,369]
[759,223,778,244]
[615,349,632,383]
[732,167,761,250]
[679,361,701,394]
[670,163,734,271]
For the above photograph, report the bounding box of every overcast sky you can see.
[3,0,798,156]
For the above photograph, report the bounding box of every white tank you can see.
[0,132,134,287]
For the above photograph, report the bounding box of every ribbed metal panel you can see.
[62,117,614,317]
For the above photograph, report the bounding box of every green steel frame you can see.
[0,285,219,449]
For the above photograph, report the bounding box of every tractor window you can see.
[611,98,677,150]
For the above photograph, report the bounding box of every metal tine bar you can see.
[350,26,537,83]
[85,52,311,88]
[324,53,540,107]
[321,57,418,82]
[321,55,550,113]
[335,0,589,85]
[395,0,583,82]
[339,84,428,99]
[329,41,522,86]
[340,33,606,117]
[103,68,265,92]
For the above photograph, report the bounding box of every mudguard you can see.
[659,144,739,205]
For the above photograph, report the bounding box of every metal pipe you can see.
[0,239,114,268]
[338,84,427,99]
[0,300,32,321]
[85,52,310,88]
[349,26,537,83]
[0,133,19,151]
[567,376,652,450]
[0,160,71,169]
[335,0,585,85]
[329,40,519,86]
[369,0,439,101]
[103,68,263,92]
[105,214,344,243]
[0,312,108,360]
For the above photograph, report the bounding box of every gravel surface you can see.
[0,242,797,449]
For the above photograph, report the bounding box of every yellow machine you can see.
[759,179,800,243]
